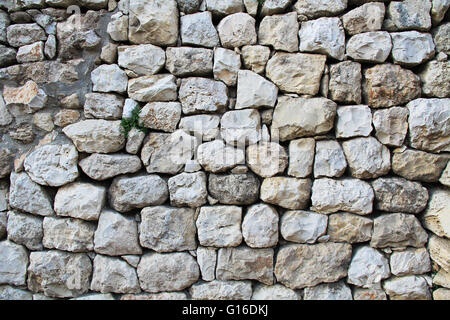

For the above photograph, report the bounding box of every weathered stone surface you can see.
[280,211,327,244]
[0,240,28,286]
[371,177,429,214]
[428,235,450,271]
[407,98,450,153]
[0,285,33,300]
[217,13,256,48]
[346,31,392,63]
[24,143,78,187]
[0,149,12,179]
[7,23,46,47]
[94,209,142,256]
[0,212,6,239]
[304,281,353,300]
[258,12,298,52]
[128,0,178,46]
[71,293,115,300]
[236,70,278,110]
[43,217,95,253]
[9,172,54,216]
[126,128,146,155]
[137,252,199,293]
[213,47,241,86]
[181,11,219,48]
[216,247,274,285]
[242,204,279,248]
[168,172,207,208]
[128,74,177,103]
[79,153,141,181]
[252,284,299,300]
[84,93,124,120]
[336,105,372,139]
[313,140,347,178]
[0,94,12,126]
[342,137,391,179]
[0,10,9,43]
[328,213,373,243]
[16,41,44,63]
[205,0,244,16]
[179,77,228,114]
[220,109,261,146]
[120,292,187,300]
[440,162,450,187]
[422,188,450,238]
[54,109,80,127]
[348,246,390,288]
[383,275,431,300]
[353,287,387,300]
[434,288,450,300]
[342,2,385,35]
[390,248,431,276]
[107,12,128,41]
[6,211,43,250]
[311,178,374,215]
[44,35,56,59]
[32,112,53,131]
[372,107,408,147]
[0,44,16,67]
[90,255,140,294]
[209,173,260,205]
[391,31,435,67]
[432,0,450,25]
[299,17,345,60]
[190,280,252,300]
[3,80,47,114]
[434,268,450,288]
[271,96,336,141]
[371,213,428,248]
[330,62,362,105]
[247,142,288,178]
[139,102,181,133]
[179,115,220,142]
[197,140,244,173]
[196,206,242,247]
[63,120,125,154]
[420,60,450,98]
[241,45,270,74]
[197,246,217,281]
[28,250,92,298]
[433,23,450,55]
[178,0,202,13]
[294,0,347,18]
[392,149,448,182]
[166,47,213,77]
[261,177,311,210]
[364,64,421,108]
[384,0,432,31]
[54,182,106,221]
[91,64,127,94]
[266,53,326,95]
[275,243,352,289]
[288,138,315,178]
[118,44,165,76]
[141,130,199,175]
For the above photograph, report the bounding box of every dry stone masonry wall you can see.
[0,0,449,301]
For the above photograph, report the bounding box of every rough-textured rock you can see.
[213,47,241,86]
[336,105,372,139]
[0,212,6,239]
[3,80,47,114]
[91,255,140,294]
[94,209,142,256]
[299,17,345,60]
[126,128,146,155]
[313,140,347,178]
[251,283,299,300]
[91,64,127,94]
[84,93,124,120]
[9,172,54,217]
[181,11,219,48]
[288,138,315,178]
[328,213,373,243]
[6,210,43,250]
[407,98,450,153]
[329,62,362,104]
[247,142,288,178]
[166,47,213,77]
[304,281,353,300]
[311,178,374,215]
[178,0,202,13]
[220,109,261,146]
[420,60,450,98]
[294,0,347,18]
[43,217,95,252]
[432,0,450,25]
[353,287,387,300]
[63,120,125,154]
[390,248,431,276]
[242,204,279,248]
[433,23,450,55]
[0,149,12,179]
[266,52,326,95]
[196,206,242,247]
[209,173,260,205]
[137,252,199,293]
[16,41,45,63]
[128,0,179,46]
[258,12,298,53]
[440,162,450,187]
[235,70,278,110]
[260,177,311,210]
[392,149,448,182]
[54,182,106,221]
[348,246,390,288]
[205,0,244,16]
[216,247,274,285]
[428,235,450,271]
[260,0,293,16]
[168,172,207,208]
[280,211,327,244]
[189,280,252,300]
[342,137,391,179]
[372,107,409,147]
[383,275,431,300]
[422,188,450,238]
[197,140,245,173]
[179,115,220,142]
[0,44,16,67]
[179,77,228,114]
[364,64,421,108]
[107,12,128,41]
[79,154,141,181]
[433,268,450,288]
[391,31,435,67]
[0,285,33,300]
[197,246,217,281]
[139,102,181,133]
[271,96,336,141]
[275,243,352,289]
[118,44,165,76]
[434,288,450,300]
[6,23,46,47]
[371,213,428,248]
[346,31,392,63]
[384,0,432,31]
[0,240,28,286]
[217,13,256,48]
[371,177,429,214]
[241,45,270,74]
[27,250,92,298]
[127,74,177,103]
[342,2,385,35]
[139,206,196,253]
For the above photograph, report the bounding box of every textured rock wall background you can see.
[0,0,449,300]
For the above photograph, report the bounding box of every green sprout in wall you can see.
[120,105,148,138]
[258,0,266,5]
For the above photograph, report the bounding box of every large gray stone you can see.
[235,70,278,110]
[220,109,261,146]
[180,11,219,48]
[127,75,178,103]
[6,210,43,250]
[260,177,312,210]
[179,77,228,115]
[258,12,299,52]
[242,203,279,248]
[91,64,128,94]
[118,44,165,76]
[348,246,390,288]
[280,211,327,244]
[294,0,347,18]
[0,240,28,286]
[336,105,373,139]
[217,12,256,48]
[166,47,213,77]
[384,0,432,31]
[383,275,431,300]
[79,153,142,181]
[346,32,392,63]
[313,140,347,178]
[304,281,353,300]
[209,173,260,205]
[168,172,207,208]
[189,280,252,300]
[391,31,435,67]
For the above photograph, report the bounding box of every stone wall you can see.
[0,0,449,300]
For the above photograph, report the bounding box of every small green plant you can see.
[120,106,148,138]
[258,0,266,6]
